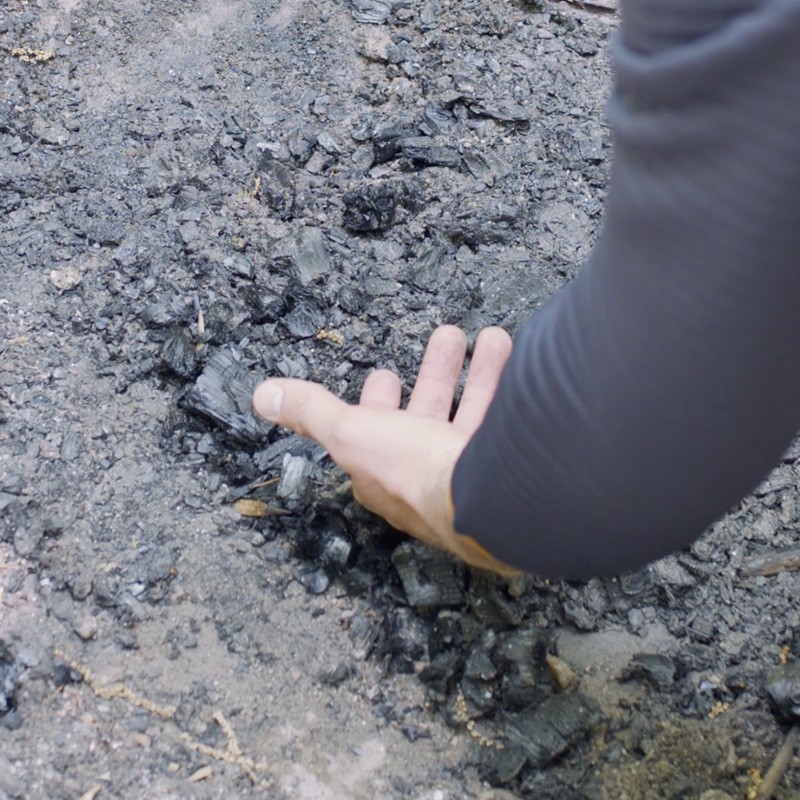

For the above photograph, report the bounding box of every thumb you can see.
[253,378,349,444]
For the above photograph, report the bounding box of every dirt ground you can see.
[2,1,800,798]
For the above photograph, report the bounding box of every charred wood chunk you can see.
[479,744,528,786]
[182,348,273,444]
[418,650,462,694]
[280,299,325,339]
[621,653,676,690]
[240,284,285,324]
[382,607,429,661]
[767,662,800,722]
[399,137,460,169]
[258,152,296,219]
[349,0,394,25]
[392,541,466,610]
[343,183,402,232]
[445,197,524,246]
[504,692,601,769]
[291,226,330,287]
[372,120,417,164]
[0,641,20,721]
[468,100,531,124]
[494,626,553,710]
[161,326,197,378]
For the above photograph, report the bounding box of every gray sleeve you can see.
[451,0,800,580]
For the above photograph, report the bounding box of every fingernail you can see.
[254,381,283,421]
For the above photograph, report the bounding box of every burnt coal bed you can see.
[3,0,800,797]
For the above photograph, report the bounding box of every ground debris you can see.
[9,46,55,63]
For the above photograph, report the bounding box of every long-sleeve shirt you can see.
[451,0,800,580]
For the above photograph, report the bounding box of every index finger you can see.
[253,378,350,446]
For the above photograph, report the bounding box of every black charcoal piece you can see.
[463,152,504,185]
[621,653,676,690]
[382,607,428,660]
[224,114,247,144]
[161,326,197,378]
[410,245,444,290]
[343,184,401,232]
[428,612,470,658]
[504,692,601,769]
[468,575,524,629]
[293,565,330,595]
[464,646,498,681]
[277,454,310,500]
[348,611,382,660]
[258,152,296,219]
[460,676,495,712]
[240,285,285,324]
[281,300,325,339]
[0,641,20,717]
[399,137,460,168]
[349,0,393,25]
[468,100,531,123]
[86,219,126,246]
[479,744,528,786]
[140,301,179,328]
[445,198,523,246]
[392,541,466,609]
[418,650,462,693]
[320,533,354,572]
[372,120,417,164]
[420,104,454,135]
[253,434,326,471]
[766,662,800,722]
[182,348,273,443]
[337,285,365,314]
[494,626,551,710]
[292,226,330,286]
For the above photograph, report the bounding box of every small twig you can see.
[177,712,272,785]
[740,546,800,578]
[249,477,279,490]
[755,725,799,800]
[55,650,175,718]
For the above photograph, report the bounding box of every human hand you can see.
[253,325,519,574]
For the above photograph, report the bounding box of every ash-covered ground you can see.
[2,1,800,798]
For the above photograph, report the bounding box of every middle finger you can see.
[406,325,467,419]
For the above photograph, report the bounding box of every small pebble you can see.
[546,654,578,691]
[73,615,98,641]
[188,765,213,783]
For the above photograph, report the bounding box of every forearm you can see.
[452,0,800,579]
